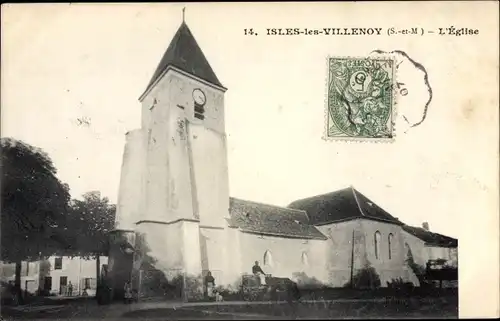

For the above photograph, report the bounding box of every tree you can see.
[405,247,428,287]
[1,138,71,302]
[67,191,115,287]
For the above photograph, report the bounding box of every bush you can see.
[344,263,381,289]
[140,270,177,298]
[292,272,324,289]
[210,285,240,301]
[387,278,415,292]
[183,274,204,301]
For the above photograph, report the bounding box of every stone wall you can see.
[237,232,328,285]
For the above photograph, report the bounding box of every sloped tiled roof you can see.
[227,198,328,240]
[141,22,223,98]
[288,186,403,226]
[402,225,458,248]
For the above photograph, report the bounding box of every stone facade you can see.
[107,21,458,301]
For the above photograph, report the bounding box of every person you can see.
[252,261,265,275]
[204,271,215,300]
[123,281,133,304]
[8,281,19,305]
[67,281,73,297]
[252,261,266,285]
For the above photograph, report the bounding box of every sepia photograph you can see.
[1,2,498,320]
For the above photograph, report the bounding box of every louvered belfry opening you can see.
[194,102,205,120]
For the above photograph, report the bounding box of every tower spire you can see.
[182,7,186,23]
[139,12,225,100]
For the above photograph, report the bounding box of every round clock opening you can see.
[193,88,206,106]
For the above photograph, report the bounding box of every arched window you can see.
[263,250,273,267]
[301,252,309,266]
[388,233,394,260]
[374,231,381,260]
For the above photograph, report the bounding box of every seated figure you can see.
[252,261,267,285]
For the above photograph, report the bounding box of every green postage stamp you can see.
[325,57,396,141]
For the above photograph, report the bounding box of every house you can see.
[0,256,108,297]
[402,222,458,286]
[402,222,458,266]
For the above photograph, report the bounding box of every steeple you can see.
[141,19,224,99]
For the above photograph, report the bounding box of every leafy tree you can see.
[1,138,71,302]
[67,191,116,286]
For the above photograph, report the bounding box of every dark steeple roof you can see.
[288,186,403,226]
[141,22,223,98]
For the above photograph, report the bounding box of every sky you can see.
[2,2,498,243]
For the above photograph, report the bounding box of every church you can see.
[107,20,458,301]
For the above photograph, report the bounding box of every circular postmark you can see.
[370,50,433,133]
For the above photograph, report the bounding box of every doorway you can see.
[43,277,52,292]
[59,276,67,295]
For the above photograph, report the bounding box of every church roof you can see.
[227,198,328,240]
[402,225,458,248]
[141,22,224,98]
[287,186,403,226]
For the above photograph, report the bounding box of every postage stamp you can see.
[325,56,396,141]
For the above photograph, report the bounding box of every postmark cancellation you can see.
[324,56,397,142]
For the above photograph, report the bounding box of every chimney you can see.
[422,222,430,231]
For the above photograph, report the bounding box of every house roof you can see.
[227,198,328,240]
[141,22,224,98]
[402,225,458,248]
[287,186,403,226]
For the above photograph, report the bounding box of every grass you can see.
[123,308,237,319]
[0,289,458,320]
[184,299,457,319]
[296,287,458,301]
[119,297,458,319]
[0,298,108,320]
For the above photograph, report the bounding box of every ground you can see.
[1,295,458,320]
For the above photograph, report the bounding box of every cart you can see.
[240,274,271,301]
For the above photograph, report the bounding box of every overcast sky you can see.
[2,3,498,241]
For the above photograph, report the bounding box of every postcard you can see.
[1,2,498,319]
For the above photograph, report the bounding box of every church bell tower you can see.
[138,19,229,228]
[109,15,231,301]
